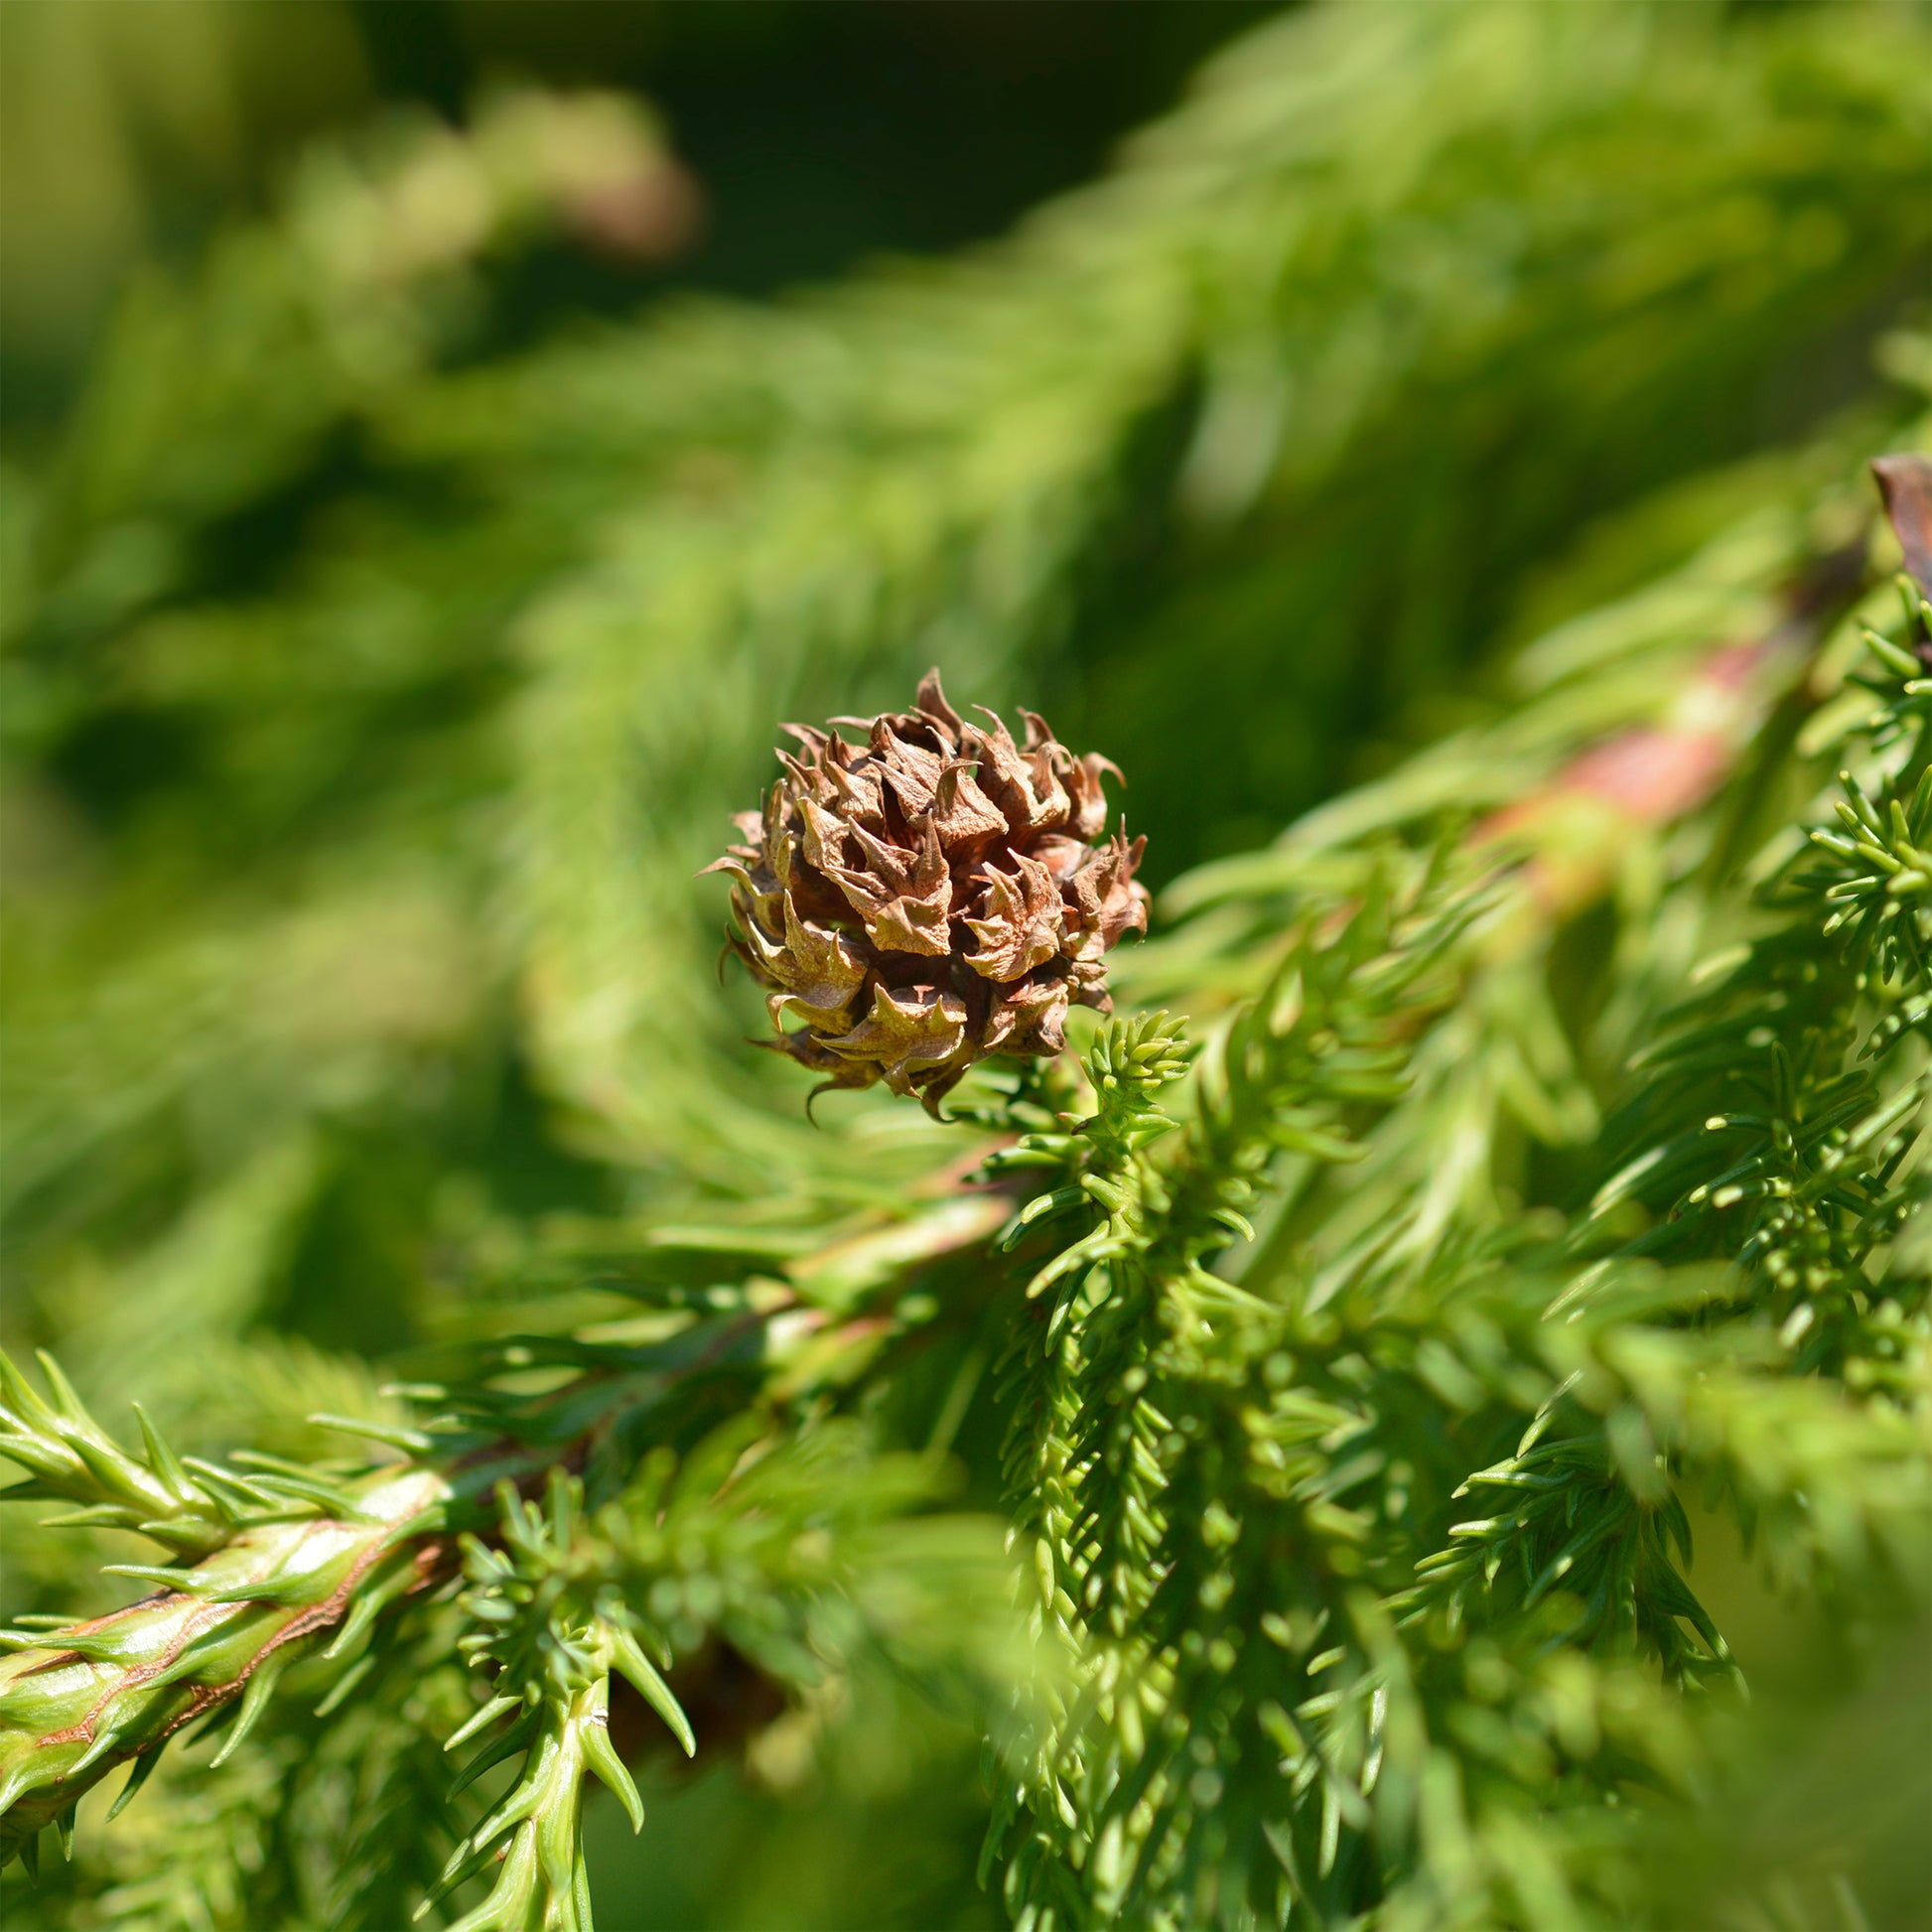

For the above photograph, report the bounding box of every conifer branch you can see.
[428,1430,1018,1932]
[0,1352,453,1872]
[5,7,1931,1925]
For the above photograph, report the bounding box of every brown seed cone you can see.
[705,670,1147,1111]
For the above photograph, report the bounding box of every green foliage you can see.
[3,2,1930,1927]
[0,1354,452,1865]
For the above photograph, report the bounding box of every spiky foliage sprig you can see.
[0,1355,453,1872]
[420,1474,692,1932]
[1,1349,268,1561]
[429,1427,1024,1931]
[982,853,1483,1926]
[965,444,1932,1931]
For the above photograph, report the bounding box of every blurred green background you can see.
[2,2,1926,1926]
[1,0,1270,434]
